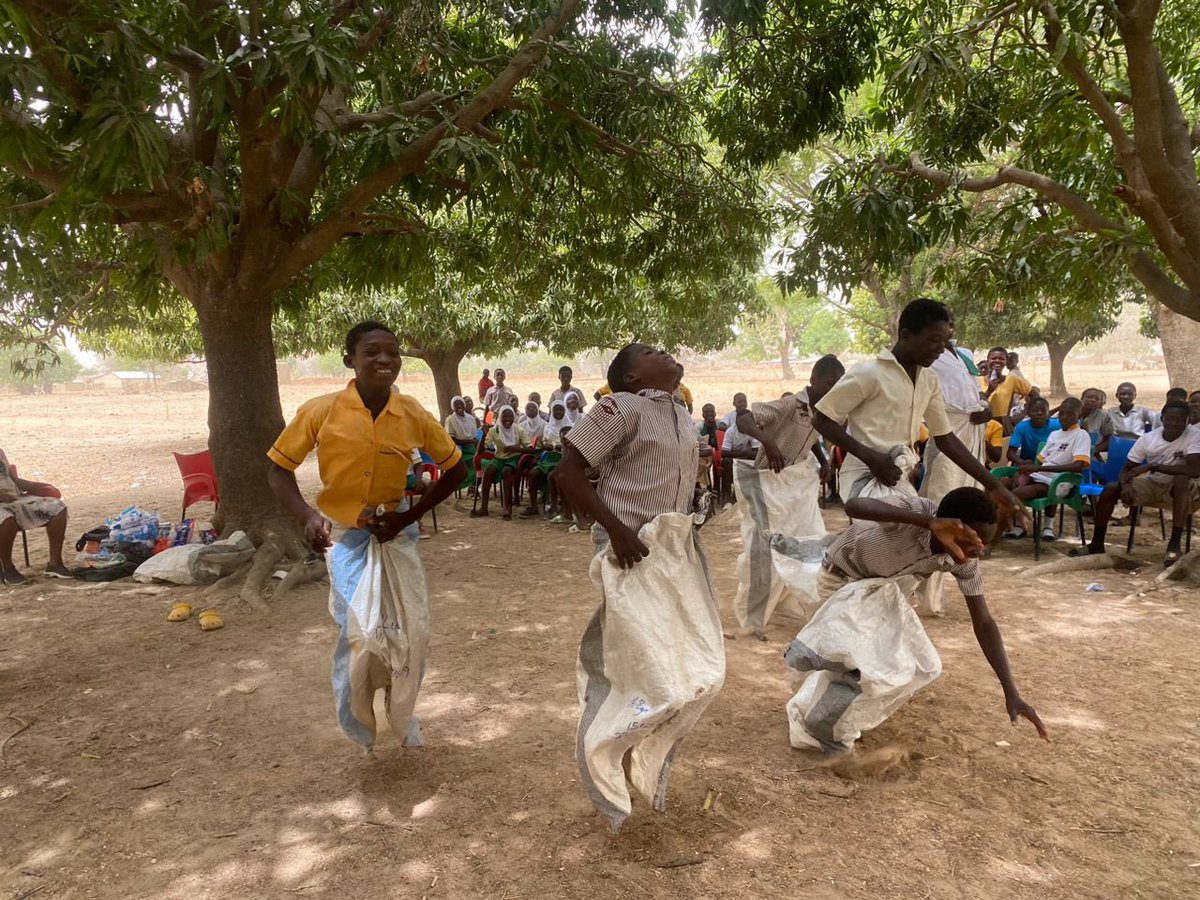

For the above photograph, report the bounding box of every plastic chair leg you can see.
[21,530,29,567]
[1033,509,1042,561]
[431,507,438,534]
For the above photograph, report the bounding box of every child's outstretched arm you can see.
[844,497,983,562]
[964,594,1049,741]
[552,445,648,569]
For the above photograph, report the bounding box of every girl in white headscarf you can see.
[563,391,583,425]
[520,400,546,442]
[542,399,569,448]
[445,396,478,442]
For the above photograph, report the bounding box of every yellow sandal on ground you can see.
[167,602,192,622]
[197,609,224,631]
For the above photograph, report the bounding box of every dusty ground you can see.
[2,365,1198,900]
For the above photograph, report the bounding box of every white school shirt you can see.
[721,422,760,454]
[1107,404,1156,439]
[1030,426,1092,485]
[930,345,984,413]
[1127,425,1200,484]
[815,349,953,452]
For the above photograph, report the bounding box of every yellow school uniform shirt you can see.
[984,419,1004,449]
[980,373,1034,418]
[267,382,462,528]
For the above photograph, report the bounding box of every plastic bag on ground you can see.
[732,460,827,630]
[132,531,255,584]
[328,526,429,752]
[576,512,725,832]
[784,574,941,753]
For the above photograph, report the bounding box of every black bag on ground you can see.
[74,526,111,553]
[71,541,152,582]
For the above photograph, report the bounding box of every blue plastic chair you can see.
[1079,436,1135,498]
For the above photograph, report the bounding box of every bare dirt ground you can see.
[2,364,1198,900]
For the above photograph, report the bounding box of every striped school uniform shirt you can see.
[747,389,820,469]
[565,389,699,532]
[823,495,985,596]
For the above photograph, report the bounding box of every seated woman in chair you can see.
[0,449,71,583]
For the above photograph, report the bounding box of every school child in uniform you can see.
[1003,397,1091,541]
[554,343,723,832]
[267,321,467,752]
[786,487,1047,753]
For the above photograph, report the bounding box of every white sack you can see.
[328,526,430,751]
[841,445,920,502]
[732,461,827,630]
[132,531,255,584]
[784,574,941,752]
[576,512,725,832]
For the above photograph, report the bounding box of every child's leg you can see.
[1012,482,1049,502]
[500,467,516,516]
[475,468,495,514]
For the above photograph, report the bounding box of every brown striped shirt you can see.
[747,389,821,469]
[823,496,985,596]
[565,389,698,531]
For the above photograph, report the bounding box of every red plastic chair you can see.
[8,464,62,566]
[173,450,220,520]
[405,463,441,533]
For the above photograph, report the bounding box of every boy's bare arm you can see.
[552,446,648,568]
[267,462,331,552]
[964,595,1048,741]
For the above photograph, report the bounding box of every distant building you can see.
[89,371,156,392]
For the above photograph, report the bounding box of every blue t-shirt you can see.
[1010,418,1060,461]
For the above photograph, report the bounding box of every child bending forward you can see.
[267,321,466,752]
[555,343,724,832]
[786,488,1047,753]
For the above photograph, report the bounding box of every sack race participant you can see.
[555,343,723,832]
[729,356,845,632]
[785,489,1047,753]
[814,297,1023,519]
[916,313,993,615]
[268,321,467,752]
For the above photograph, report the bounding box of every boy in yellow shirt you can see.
[267,321,466,752]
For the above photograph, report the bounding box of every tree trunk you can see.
[193,289,288,542]
[422,346,469,419]
[1044,339,1076,398]
[1156,305,1200,389]
[779,322,795,380]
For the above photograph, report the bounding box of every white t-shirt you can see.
[1031,426,1092,486]
[721,422,760,454]
[1128,425,1200,484]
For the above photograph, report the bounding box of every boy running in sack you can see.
[728,355,845,633]
[555,343,724,832]
[267,322,467,752]
[786,488,1047,753]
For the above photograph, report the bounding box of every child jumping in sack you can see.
[554,343,724,832]
[267,321,467,752]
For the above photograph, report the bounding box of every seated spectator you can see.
[472,407,531,520]
[0,448,70,583]
[720,393,749,430]
[1079,400,1200,566]
[519,400,546,443]
[527,392,549,420]
[549,366,587,413]
[1108,382,1157,438]
[1189,390,1200,426]
[1079,387,1113,456]
[1165,387,1188,404]
[1001,397,1090,541]
[444,395,480,488]
[563,391,584,425]
[524,405,576,523]
[1007,397,1060,464]
[984,419,1005,465]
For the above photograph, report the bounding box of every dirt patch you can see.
[2,373,1198,899]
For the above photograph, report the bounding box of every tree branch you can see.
[266,0,582,295]
[897,153,1127,236]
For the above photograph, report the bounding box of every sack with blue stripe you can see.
[327,524,430,752]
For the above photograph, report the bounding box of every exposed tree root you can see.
[1019,553,1140,578]
[238,541,283,614]
[1158,548,1200,583]
[272,555,328,603]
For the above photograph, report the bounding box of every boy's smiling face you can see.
[345,329,401,390]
